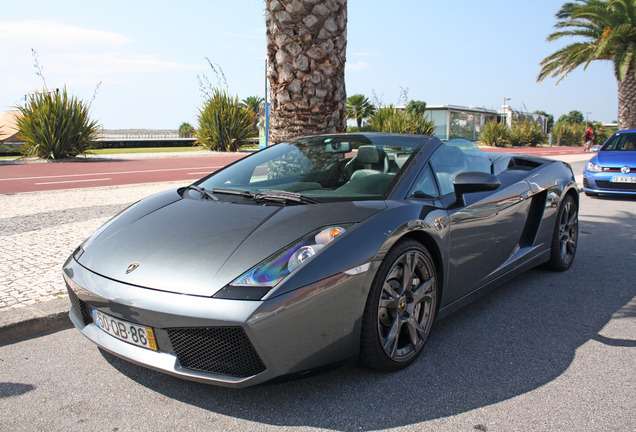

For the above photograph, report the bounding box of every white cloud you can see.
[50,52,200,76]
[0,20,131,49]
[0,20,200,83]
[351,51,380,58]
[345,61,369,71]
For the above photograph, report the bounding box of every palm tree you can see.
[265,0,347,142]
[241,96,264,115]
[346,94,375,128]
[178,122,195,138]
[538,0,636,129]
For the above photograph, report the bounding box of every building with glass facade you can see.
[423,105,547,142]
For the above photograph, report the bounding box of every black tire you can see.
[546,194,578,271]
[360,239,438,371]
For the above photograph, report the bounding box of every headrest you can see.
[357,145,380,164]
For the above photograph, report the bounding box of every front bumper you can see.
[582,172,636,195]
[63,256,374,388]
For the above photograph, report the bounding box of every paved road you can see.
[0,150,634,431]
[0,147,587,194]
[1,191,634,431]
[0,153,245,193]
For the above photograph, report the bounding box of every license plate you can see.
[611,176,636,183]
[93,309,157,351]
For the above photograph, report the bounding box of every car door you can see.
[429,145,532,303]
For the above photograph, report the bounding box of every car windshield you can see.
[197,134,433,202]
[601,132,636,151]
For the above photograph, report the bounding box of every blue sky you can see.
[0,0,618,129]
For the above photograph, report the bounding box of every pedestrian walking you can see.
[584,126,595,152]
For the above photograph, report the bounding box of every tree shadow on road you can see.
[102,212,636,431]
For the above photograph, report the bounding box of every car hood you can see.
[594,151,636,167]
[76,189,386,297]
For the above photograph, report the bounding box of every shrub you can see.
[179,122,195,138]
[479,121,509,147]
[197,89,256,152]
[367,106,435,135]
[15,88,100,159]
[508,121,545,147]
[552,122,585,146]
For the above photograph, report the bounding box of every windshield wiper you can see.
[184,185,218,200]
[254,190,318,205]
[211,188,256,198]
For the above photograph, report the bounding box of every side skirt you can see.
[436,248,550,321]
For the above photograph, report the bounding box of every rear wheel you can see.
[546,194,578,271]
[360,240,437,371]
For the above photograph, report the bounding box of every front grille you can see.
[595,180,636,191]
[167,327,266,377]
[583,178,594,189]
[66,285,93,326]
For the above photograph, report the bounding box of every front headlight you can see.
[230,225,350,288]
[586,162,603,172]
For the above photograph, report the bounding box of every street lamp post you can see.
[503,97,511,127]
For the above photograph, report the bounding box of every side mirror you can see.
[454,171,500,206]
[591,145,600,152]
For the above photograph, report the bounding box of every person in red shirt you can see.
[584,126,595,153]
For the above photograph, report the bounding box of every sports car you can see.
[583,129,636,196]
[64,133,579,388]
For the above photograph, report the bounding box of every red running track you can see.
[0,154,246,194]
[0,146,586,194]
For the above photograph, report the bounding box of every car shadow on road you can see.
[102,214,636,431]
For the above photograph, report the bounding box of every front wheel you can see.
[546,194,578,271]
[360,240,438,371]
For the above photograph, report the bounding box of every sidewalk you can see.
[0,180,184,342]
[0,152,590,344]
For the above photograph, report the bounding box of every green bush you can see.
[367,106,435,135]
[15,88,100,159]
[197,89,256,152]
[508,121,545,147]
[178,122,195,138]
[479,120,509,147]
[552,122,585,146]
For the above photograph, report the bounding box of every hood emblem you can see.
[621,166,631,174]
[125,263,140,274]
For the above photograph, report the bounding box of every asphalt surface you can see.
[0,149,634,430]
[0,151,246,193]
[0,190,634,431]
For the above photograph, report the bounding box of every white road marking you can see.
[35,178,112,185]
[0,166,223,182]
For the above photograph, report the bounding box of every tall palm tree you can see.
[241,96,264,115]
[538,0,636,129]
[265,0,347,143]
[346,94,375,128]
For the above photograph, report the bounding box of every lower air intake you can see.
[167,327,266,378]
[66,285,93,326]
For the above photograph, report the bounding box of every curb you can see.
[0,297,72,344]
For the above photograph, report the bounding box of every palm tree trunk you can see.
[618,65,636,130]
[266,0,347,143]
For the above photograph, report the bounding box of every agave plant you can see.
[16,88,100,159]
[552,122,586,146]
[479,120,509,147]
[197,88,256,152]
[367,105,435,135]
[508,121,546,147]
